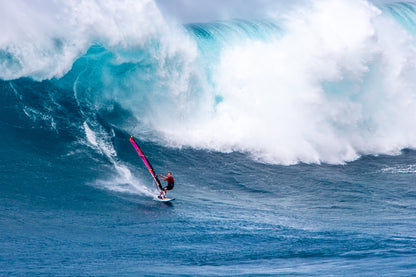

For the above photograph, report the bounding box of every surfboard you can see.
[154,197,175,202]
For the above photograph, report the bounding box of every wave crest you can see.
[3,0,416,165]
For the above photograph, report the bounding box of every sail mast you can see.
[129,136,162,190]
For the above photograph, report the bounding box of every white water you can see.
[144,0,416,164]
[0,0,193,80]
[83,121,154,196]
[2,0,416,165]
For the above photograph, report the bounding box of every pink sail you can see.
[129,136,162,190]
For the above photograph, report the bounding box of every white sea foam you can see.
[3,0,416,165]
[82,121,154,196]
[380,165,416,174]
[143,0,416,164]
[0,0,189,80]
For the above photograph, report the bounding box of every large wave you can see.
[2,0,416,167]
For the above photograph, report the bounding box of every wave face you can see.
[2,0,416,166]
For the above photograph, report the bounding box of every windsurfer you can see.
[158,172,174,199]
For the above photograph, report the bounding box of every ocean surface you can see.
[1,0,416,275]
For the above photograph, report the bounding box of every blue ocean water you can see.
[1,0,416,275]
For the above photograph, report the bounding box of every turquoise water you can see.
[1,0,416,275]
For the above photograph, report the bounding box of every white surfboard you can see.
[154,196,175,202]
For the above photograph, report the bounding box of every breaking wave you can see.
[2,0,416,166]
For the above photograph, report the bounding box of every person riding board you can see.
[158,172,174,199]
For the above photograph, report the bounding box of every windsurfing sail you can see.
[129,136,162,191]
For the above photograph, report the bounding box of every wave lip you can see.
[0,0,188,81]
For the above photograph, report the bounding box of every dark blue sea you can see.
[1,0,416,275]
